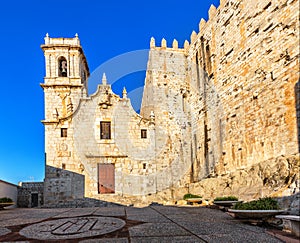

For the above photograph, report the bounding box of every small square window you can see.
[61,128,67,137]
[141,129,147,139]
[143,163,147,169]
[100,121,111,139]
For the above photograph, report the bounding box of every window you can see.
[61,128,67,137]
[58,56,67,77]
[62,163,66,170]
[143,163,147,169]
[141,129,147,139]
[100,121,111,139]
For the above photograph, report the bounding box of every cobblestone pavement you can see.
[0,206,295,242]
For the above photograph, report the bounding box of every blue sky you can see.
[0,0,219,185]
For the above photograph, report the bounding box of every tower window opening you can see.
[141,129,147,139]
[58,57,68,77]
[61,128,68,137]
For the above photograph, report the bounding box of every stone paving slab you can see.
[131,235,205,242]
[80,238,129,243]
[94,207,126,217]
[129,222,192,237]
[125,206,158,215]
[198,232,282,243]
[150,205,192,215]
[126,206,171,223]
[177,221,242,235]
[0,208,70,227]
[0,206,289,242]
[0,209,66,227]
[127,213,172,223]
[52,208,98,218]
[235,222,268,233]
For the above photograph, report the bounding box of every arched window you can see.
[58,57,67,77]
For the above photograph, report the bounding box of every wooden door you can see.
[98,164,115,194]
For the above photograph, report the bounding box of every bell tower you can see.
[41,33,90,188]
[41,33,89,122]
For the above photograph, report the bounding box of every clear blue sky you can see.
[0,0,219,185]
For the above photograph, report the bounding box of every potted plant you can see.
[213,196,241,207]
[228,197,285,219]
[0,197,14,209]
[183,193,202,204]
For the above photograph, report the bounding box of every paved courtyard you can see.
[0,205,296,242]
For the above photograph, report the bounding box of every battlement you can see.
[149,37,188,53]
[43,33,81,46]
[148,3,219,54]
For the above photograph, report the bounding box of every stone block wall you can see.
[138,0,299,203]
[141,46,193,190]
[43,166,84,205]
[17,182,44,208]
[185,0,300,179]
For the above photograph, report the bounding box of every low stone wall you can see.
[18,182,44,208]
[43,165,84,206]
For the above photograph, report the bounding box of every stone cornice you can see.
[41,120,59,125]
[40,83,83,89]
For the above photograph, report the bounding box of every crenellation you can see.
[208,4,217,20]
[150,37,155,49]
[198,18,206,33]
[172,39,178,50]
[190,31,197,44]
[161,38,167,49]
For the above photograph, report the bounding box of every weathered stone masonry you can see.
[186,0,300,199]
[42,0,299,206]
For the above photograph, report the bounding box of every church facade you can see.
[41,0,299,206]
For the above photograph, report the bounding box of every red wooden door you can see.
[98,164,115,194]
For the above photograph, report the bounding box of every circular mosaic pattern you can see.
[19,216,126,240]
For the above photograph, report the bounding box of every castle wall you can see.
[186,0,299,178]
[141,47,194,190]
[137,0,299,202]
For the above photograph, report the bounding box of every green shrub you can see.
[0,197,13,203]
[183,193,202,200]
[233,197,279,210]
[214,196,238,201]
